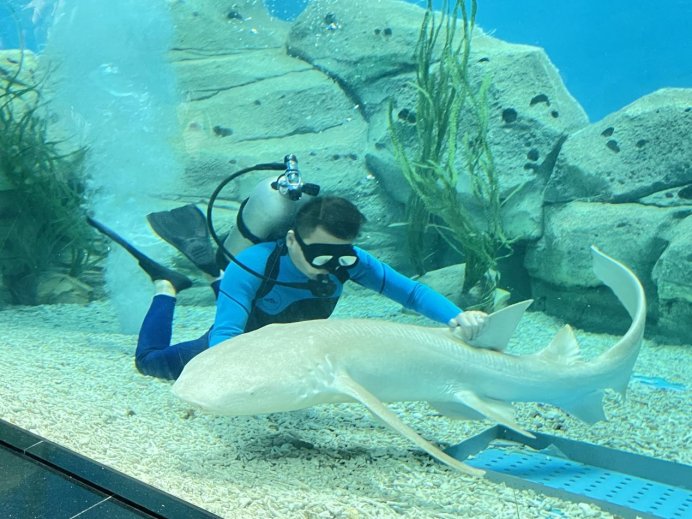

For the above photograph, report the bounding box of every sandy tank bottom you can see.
[0,289,689,519]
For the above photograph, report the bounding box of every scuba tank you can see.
[210,154,320,257]
[207,154,337,296]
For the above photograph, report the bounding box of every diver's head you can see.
[293,196,366,240]
[286,196,365,278]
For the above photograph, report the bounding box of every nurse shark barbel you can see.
[173,247,646,477]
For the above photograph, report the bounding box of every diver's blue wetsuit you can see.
[136,241,462,380]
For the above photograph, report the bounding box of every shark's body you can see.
[173,247,646,476]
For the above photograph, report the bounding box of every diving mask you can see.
[294,230,359,272]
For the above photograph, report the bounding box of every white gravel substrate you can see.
[0,289,689,518]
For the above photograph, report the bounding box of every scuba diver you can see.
[87,156,488,380]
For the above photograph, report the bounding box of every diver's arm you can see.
[349,249,461,323]
[208,245,270,346]
[350,250,487,338]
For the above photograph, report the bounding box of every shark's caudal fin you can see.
[529,247,645,421]
[458,300,534,350]
[591,246,645,323]
[590,245,647,397]
[331,369,484,477]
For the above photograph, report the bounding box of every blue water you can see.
[1,0,690,120]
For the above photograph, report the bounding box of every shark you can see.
[172,246,646,477]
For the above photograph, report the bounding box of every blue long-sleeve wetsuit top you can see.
[208,241,462,346]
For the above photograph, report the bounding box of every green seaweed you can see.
[389,0,510,311]
[0,47,100,304]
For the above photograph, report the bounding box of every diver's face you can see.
[286,226,355,279]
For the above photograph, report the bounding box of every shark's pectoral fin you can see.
[561,391,606,424]
[429,401,485,421]
[452,390,535,439]
[330,371,484,477]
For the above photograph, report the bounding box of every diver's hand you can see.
[448,311,488,342]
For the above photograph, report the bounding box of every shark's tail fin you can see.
[591,246,647,398]
[591,246,646,323]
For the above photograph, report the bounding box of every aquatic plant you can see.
[388,0,509,311]
[0,49,100,304]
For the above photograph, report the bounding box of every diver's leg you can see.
[134,283,209,380]
[86,216,192,292]
[147,204,220,277]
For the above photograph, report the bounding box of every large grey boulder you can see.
[170,0,373,194]
[170,0,289,57]
[527,87,692,342]
[525,202,679,288]
[524,201,686,337]
[651,214,692,342]
[653,214,692,303]
[168,0,416,267]
[287,0,588,242]
[545,88,692,203]
[174,48,368,188]
[287,0,425,115]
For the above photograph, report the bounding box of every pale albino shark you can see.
[173,247,646,477]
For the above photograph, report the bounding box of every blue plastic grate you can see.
[467,447,691,519]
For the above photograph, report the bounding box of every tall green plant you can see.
[0,49,98,304]
[389,0,509,310]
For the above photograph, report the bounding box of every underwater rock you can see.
[652,215,692,304]
[523,201,692,342]
[363,153,411,205]
[169,0,288,57]
[524,201,679,289]
[287,0,424,100]
[297,0,591,242]
[639,183,692,207]
[415,264,467,307]
[174,47,368,195]
[545,88,692,203]
[174,49,309,102]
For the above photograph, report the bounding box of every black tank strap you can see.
[253,240,285,300]
[236,198,265,244]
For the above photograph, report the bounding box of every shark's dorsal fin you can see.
[533,325,582,364]
[330,369,484,477]
[455,299,533,351]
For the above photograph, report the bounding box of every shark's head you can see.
[172,345,314,416]
[174,377,306,416]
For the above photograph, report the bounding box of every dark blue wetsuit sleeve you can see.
[208,243,271,346]
[349,248,462,324]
